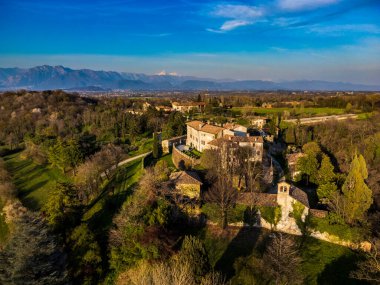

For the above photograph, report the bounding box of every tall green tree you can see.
[342,155,373,224]
[43,182,82,233]
[296,142,321,185]
[178,236,210,281]
[358,154,368,179]
[67,224,102,285]
[317,155,337,201]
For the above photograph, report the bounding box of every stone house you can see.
[169,171,203,199]
[250,117,268,129]
[205,135,264,162]
[286,152,305,180]
[186,121,225,152]
[172,102,206,113]
[223,123,248,136]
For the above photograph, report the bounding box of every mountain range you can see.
[0,65,379,91]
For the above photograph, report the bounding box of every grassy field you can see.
[2,151,69,211]
[128,138,153,156]
[158,153,175,168]
[83,159,144,231]
[198,226,362,285]
[232,107,346,117]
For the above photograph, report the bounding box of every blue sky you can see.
[0,0,380,84]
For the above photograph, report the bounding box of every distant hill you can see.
[0,65,379,91]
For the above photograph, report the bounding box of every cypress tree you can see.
[342,155,373,224]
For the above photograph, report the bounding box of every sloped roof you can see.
[223,123,245,130]
[290,186,310,208]
[169,171,203,185]
[237,192,278,207]
[286,152,305,165]
[186,121,225,135]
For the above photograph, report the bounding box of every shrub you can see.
[202,203,246,225]
[309,216,365,242]
[259,206,282,228]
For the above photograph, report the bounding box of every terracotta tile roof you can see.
[186,121,225,135]
[207,138,226,147]
[169,171,203,186]
[223,135,263,143]
[223,123,245,130]
[286,153,305,165]
[237,192,278,207]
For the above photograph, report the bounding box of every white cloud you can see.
[278,0,339,11]
[207,4,263,32]
[220,20,252,31]
[211,4,263,19]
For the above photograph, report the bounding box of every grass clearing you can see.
[157,153,175,168]
[2,151,69,211]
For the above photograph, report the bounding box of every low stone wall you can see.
[162,135,187,154]
[206,214,371,252]
[172,146,200,169]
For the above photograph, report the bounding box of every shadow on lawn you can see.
[215,227,262,280]
[317,253,366,285]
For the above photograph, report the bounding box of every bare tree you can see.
[206,175,237,229]
[205,142,238,229]
[200,271,227,285]
[262,233,303,285]
[351,240,380,284]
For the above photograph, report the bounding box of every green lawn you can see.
[2,151,69,211]
[83,159,144,229]
[157,153,175,168]
[128,137,153,156]
[232,107,346,117]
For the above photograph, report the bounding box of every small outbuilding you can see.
[169,171,203,199]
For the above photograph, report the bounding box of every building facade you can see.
[186,121,225,152]
[172,102,206,113]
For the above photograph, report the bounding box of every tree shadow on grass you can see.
[18,180,48,198]
[20,196,41,211]
[317,253,368,285]
[87,180,138,277]
[215,227,262,280]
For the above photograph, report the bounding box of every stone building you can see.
[286,152,305,180]
[186,121,225,152]
[237,179,327,235]
[172,102,206,113]
[169,171,203,199]
[206,135,264,162]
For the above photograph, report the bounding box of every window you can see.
[201,140,205,145]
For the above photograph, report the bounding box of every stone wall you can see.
[162,135,187,154]
[172,146,200,169]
